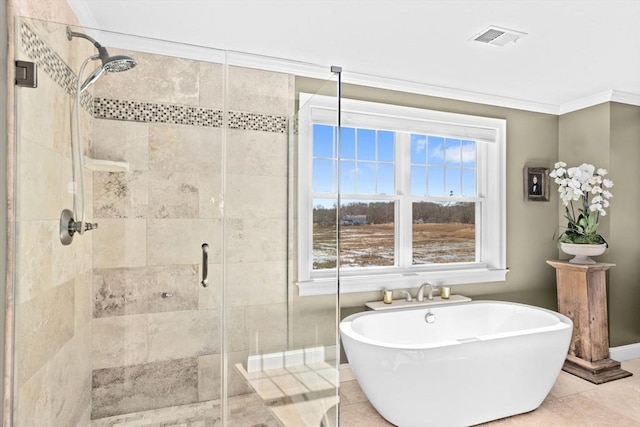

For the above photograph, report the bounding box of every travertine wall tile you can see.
[93,265,199,318]
[75,269,94,333]
[147,219,222,266]
[227,66,293,115]
[197,354,221,402]
[18,70,70,155]
[16,220,54,304]
[144,171,199,218]
[92,219,147,269]
[44,325,93,427]
[17,326,92,427]
[17,139,65,221]
[199,61,224,109]
[225,261,287,307]
[91,358,199,419]
[242,131,288,177]
[147,310,220,362]
[225,174,287,219]
[225,218,287,263]
[149,124,222,172]
[94,171,217,220]
[93,171,147,218]
[94,50,201,106]
[92,315,148,370]
[226,307,247,353]
[198,173,223,219]
[92,120,149,171]
[15,277,75,387]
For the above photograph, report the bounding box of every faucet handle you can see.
[400,290,413,302]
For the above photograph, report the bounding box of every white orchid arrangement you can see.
[549,161,614,245]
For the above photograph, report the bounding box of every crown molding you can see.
[558,90,640,115]
[340,71,560,114]
[61,14,640,116]
[610,90,640,107]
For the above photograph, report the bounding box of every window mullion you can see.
[397,133,412,268]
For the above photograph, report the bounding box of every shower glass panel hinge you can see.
[15,60,37,88]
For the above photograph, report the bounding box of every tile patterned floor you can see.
[91,359,639,426]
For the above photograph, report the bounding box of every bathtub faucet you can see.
[416,282,436,302]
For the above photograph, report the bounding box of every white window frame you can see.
[297,93,507,296]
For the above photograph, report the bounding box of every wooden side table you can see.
[547,260,632,384]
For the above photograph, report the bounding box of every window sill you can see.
[296,267,509,296]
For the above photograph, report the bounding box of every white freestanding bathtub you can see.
[340,301,572,427]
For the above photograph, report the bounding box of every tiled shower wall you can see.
[14,18,95,427]
[89,49,293,418]
[14,17,293,422]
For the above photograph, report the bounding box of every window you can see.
[297,94,507,296]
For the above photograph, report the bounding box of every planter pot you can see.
[560,243,607,265]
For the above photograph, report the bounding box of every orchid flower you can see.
[550,161,613,245]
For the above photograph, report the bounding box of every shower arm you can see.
[67,27,102,49]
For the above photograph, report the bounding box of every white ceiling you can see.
[67,0,640,114]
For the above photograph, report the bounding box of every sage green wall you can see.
[294,78,562,347]
[559,103,640,346]
[609,103,640,346]
[558,103,612,247]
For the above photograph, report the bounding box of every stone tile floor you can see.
[91,358,639,426]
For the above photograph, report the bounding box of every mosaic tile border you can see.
[20,21,288,134]
[94,98,287,133]
[229,111,288,133]
[20,22,93,111]
[94,98,224,127]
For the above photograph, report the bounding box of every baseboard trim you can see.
[610,343,640,362]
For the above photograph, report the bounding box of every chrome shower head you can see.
[95,45,137,72]
[103,55,137,73]
[67,26,136,93]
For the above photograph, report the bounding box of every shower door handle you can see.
[201,243,209,287]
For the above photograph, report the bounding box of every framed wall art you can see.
[524,166,550,201]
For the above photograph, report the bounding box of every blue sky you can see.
[312,124,476,198]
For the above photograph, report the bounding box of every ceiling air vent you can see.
[471,26,527,46]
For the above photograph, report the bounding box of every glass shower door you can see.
[12,17,225,426]
[221,59,341,426]
[11,15,342,427]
